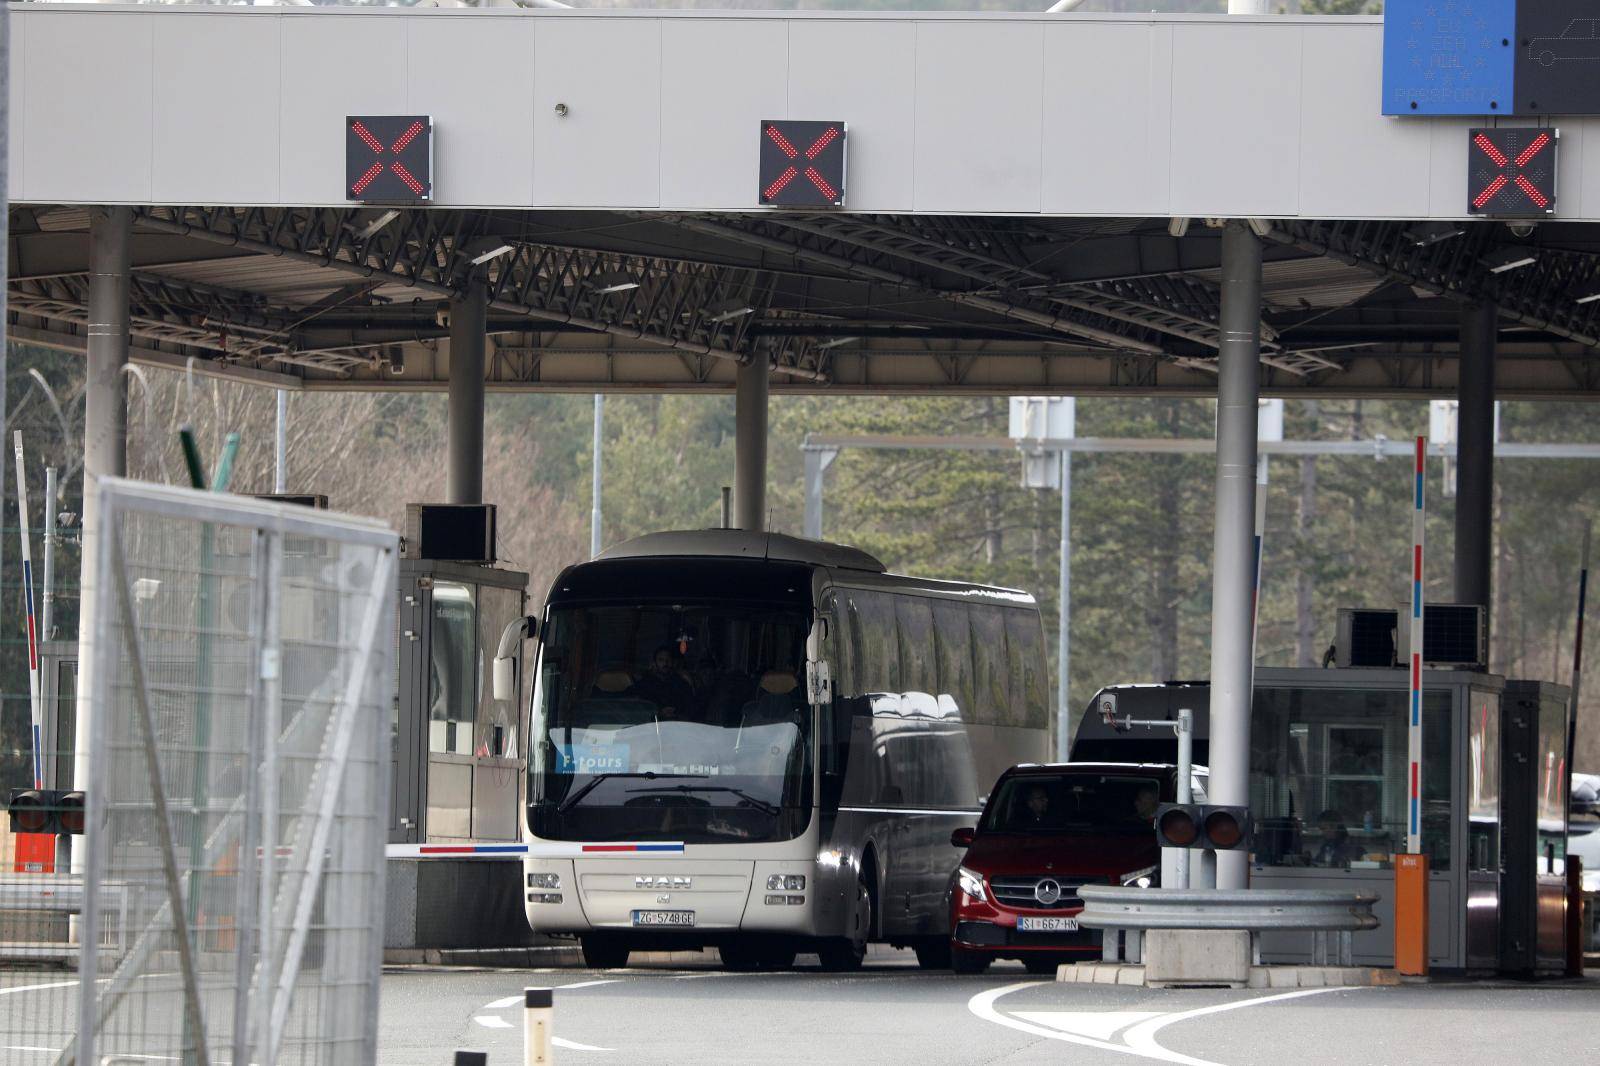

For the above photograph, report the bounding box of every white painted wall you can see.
[8,5,1596,221]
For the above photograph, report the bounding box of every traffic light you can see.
[1155,803,1251,851]
[6,789,85,836]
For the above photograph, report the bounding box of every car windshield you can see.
[528,601,812,844]
[980,773,1162,836]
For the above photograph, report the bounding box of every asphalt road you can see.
[379,950,1600,1066]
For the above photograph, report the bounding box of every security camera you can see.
[1506,221,1538,239]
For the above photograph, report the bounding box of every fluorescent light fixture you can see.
[470,243,515,266]
[1167,217,1190,239]
[708,305,755,323]
[590,271,640,295]
[1246,218,1274,238]
[356,209,399,240]
[1576,287,1600,305]
[1482,247,1536,274]
[816,336,859,349]
[1407,221,1465,246]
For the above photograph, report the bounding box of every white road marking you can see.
[554,1037,614,1052]
[0,980,77,997]
[968,980,1353,1066]
[473,1015,514,1030]
[1120,986,1350,1061]
[1013,1011,1163,1042]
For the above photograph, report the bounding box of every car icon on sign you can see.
[1530,19,1600,66]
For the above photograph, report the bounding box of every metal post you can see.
[1228,0,1269,12]
[720,487,731,531]
[590,394,603,558]
[1455,302,1496,615]
[73,206,131,875]
[274,389,288,493]
[1208,221,1262,891]
[446,277,487,506]
[803,446,837,541]
[42,467,56,641]
[734,357,769,531]
[1056,449,1072,762]
[1175,707,1193,890]
[1,0,9,666]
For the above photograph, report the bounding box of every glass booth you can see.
[1072,667,1567,971]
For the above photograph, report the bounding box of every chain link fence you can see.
[0,478,396,1065]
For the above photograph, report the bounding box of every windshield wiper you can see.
[626,783,781,817]
[555,772,703,813]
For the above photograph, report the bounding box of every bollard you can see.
[1394,853,1429,976]
[454,1051,488,1066]
[525,987,553,1066]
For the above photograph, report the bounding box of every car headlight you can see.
[957,866,987,903]
[1120,864,1158,889]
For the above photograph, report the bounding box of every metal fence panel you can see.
[54,477,398,1066]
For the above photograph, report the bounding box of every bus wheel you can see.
[580,935,630,969]
[914,938,952,970]
[950,947,990,975]
[818,878,870,972]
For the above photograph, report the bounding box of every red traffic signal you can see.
[6,788,87,836]
[1154,803,1251,851]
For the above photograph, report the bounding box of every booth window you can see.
[1467,689,1501,873]
[428,582,477,754]
[1536,694,1569,869]
[1251,687,1452,871]
[476,586,522,759]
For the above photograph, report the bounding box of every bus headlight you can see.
[527,872,562,890]
[766,874,806,891]
[957,866,987,903]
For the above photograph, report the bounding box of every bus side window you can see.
[932,600,975,722]
[970,606,1011,726]
[1005,609,1049,731]
[895,596,935,696]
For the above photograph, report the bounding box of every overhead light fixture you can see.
[1246,218,1274,238]
[708,305,755,323]
[816,336,859,349]
[1576,286,1600,305]
[590,270,640,295]
[469,243,515,266]
[356,209,399,240]
[1406,221,1465,246]
[1167,217,1190,239]
[1481,247,1537,274]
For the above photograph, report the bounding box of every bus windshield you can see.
[529,602,813,844]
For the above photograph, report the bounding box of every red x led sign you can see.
[759,121,847,208]
[347,116,433,203]
[1468,127,1558,217]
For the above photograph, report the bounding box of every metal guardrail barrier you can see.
[1077,885,1381,967]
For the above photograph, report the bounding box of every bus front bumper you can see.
[524,858,819,935]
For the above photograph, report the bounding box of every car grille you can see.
[988,876,1099,910]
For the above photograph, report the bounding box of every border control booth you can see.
[1073,666,1571,973]
[384,504,535,952]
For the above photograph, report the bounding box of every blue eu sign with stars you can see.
[1382,0,1516,116]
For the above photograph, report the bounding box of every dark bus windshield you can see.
[529,602,812,843]
[980,773,1162,836]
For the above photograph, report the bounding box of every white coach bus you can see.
[502,530,1048,970]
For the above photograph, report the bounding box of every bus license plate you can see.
[1017,916,1077,932]
[632,910,695,927]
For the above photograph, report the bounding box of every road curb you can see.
[1057,961,1400,989]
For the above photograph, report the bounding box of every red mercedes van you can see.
[946,762,1195,974]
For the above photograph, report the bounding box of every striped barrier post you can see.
[525,987,553,1066]
[1408,434,1425,856]
[386,841,686,859]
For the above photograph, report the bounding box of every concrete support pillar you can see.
[1208,221,1262,891]
[446,278,487,506]
[1455,302,1496,616]
[734,357,769,532]
[73,206,131,864]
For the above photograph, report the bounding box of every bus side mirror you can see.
[806,659,833,706]
[492,615,537,703]
[951,827,976,849]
